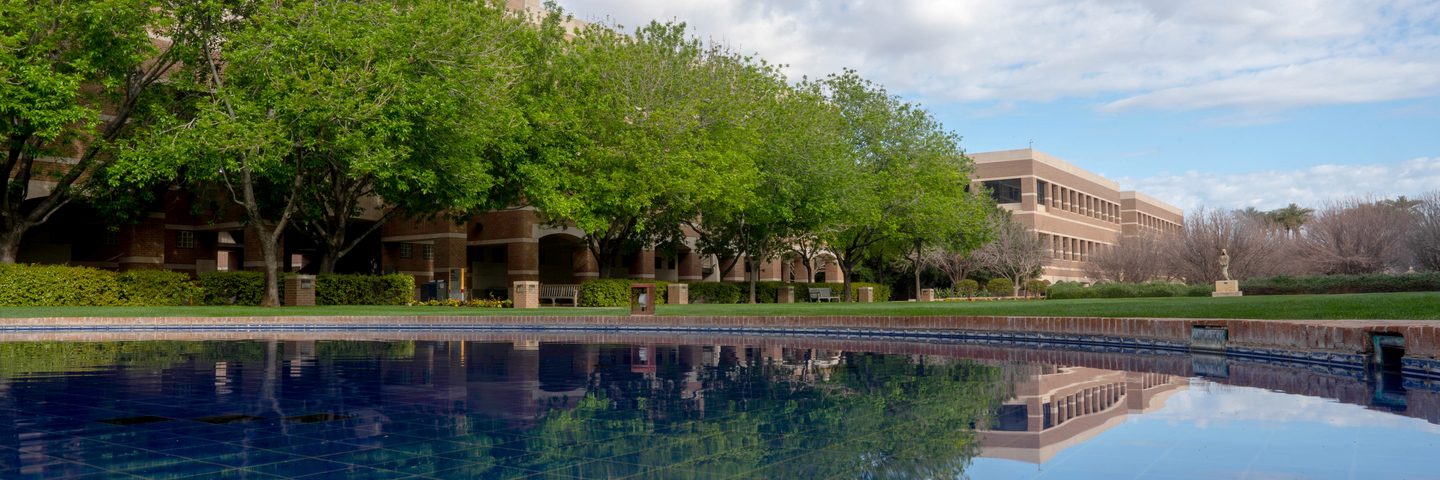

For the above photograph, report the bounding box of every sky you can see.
[552,0,1440,212]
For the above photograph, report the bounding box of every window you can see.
[422,244,434,260]
[103,230,120,246]
[982,179,1023,204]
[400,243,413,259]
[1036,181,1047,204]
[177,231,195,249]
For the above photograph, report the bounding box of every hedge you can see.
[117,270,202,306]
[689,282,742,304]
[687,281,893,304]
[986,278,1014,296]
[1242,273,1440,295]
[0,264,125,306]
[0,264,202,306]
[315,274,413,306]
[578,279,670,307]
[198,271,266,306]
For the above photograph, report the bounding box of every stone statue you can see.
[1219,248,1231,281]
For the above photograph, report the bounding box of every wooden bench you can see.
[540,284,580,306]
[807,287,840,302]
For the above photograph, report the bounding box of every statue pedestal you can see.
[1212,280,1242,297]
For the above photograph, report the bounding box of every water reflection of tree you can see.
[0,341,266,377]
[483,351,1010,479]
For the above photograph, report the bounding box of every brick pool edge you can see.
[2,315,1436,360]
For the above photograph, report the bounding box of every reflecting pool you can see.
[1,334,1438,479]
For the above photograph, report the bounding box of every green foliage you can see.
[0,264,125,306]
[986,278,1014,296]
[408,298,511,308]
[1045,281,1094,300]
[0,341,265,378]
[956,279,981,297]
[687,282,743,304]
[578,279,670,307]
[1242,273,1440,295]
[116,270,202,306]
[1023,279,1050,297]
[315,274,413,306]
[198,271,265,306]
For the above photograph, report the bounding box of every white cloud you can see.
[555,0,1440,112]
[1117,156,1440,212]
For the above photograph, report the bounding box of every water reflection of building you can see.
[978,365,1188,464]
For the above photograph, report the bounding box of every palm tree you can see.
[1269,203,1313,238]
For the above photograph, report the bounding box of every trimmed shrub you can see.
[578,279,669,307]
[315,274,413,305]
[1186,284,1214,297]
[955,279,980,298]
[117,270,201,306]
[1045,281,1094,300]
[0,264,125,306]
[199,271,265,306]
[986,278,1014,296]
[688,282,742,304]
[1092,283,1139,298]
[1023,279,1050,297]
[1135,281,1185,298]
[1242,273,1440,295]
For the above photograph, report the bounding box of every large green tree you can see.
[817,71,981,301]
[117,0,527,304]
[0,0,191,263]
[522,21,760,277]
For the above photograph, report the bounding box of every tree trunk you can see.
[839,259,854,302]
[257,226,283,307]
[747,257,758,304]
[317,254,338,275]
[912,240,922,301]
[0,226,22,264]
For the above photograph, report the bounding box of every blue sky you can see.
[554,0,1440,212]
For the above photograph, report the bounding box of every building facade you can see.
[971,148,1183,283]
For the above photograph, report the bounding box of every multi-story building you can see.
[971,148,1183,283]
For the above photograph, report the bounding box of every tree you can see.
[282,1,532,273]
[1169,208,1289,283]
[1299,198,1414,274]
[817,71,977,301]
[690,79,853,303]
[118,1,525,304]
[1268,203,1313,238]
[0,0,190,263]
[523,21,761,277]
[1407,191,1440,272]
[1084,231,1172,283]
[973,213,1046,296]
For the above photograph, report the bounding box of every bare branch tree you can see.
[1085,231,1172,283]
[1407,191,1440,272]
[1169,208,1290,283]
[1300,197,1415,274]
[973,216,1046,296]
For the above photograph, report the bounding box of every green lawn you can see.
[0,292,1437,320]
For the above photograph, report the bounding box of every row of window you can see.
[1040,233,1106,263]
[397,243,434,260]
[1136,212,1181,233]
[1038,180,1120,224]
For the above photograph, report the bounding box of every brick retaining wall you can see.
[1,315,1436,359]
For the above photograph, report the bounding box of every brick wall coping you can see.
[1,315,1437,359]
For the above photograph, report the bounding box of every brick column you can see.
[120,213,165,271]
[1021,177,1037,210]
[629,249,655,280]
[677,250,701,281]
[573,246,599,282]
[507,242,539,284]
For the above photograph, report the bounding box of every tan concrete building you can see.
[971,148,1183,283]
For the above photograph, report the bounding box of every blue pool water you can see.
[1,335,1437,479]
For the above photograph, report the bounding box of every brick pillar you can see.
[120,213,165,271]
[777,286,794,304]
[573,246,599,282]
[667,283,688,305]
[857,287,874,303]
[1022,177,1037,210]
[677,250,701,281]
[284,275,315,306]
[512,280,539,308]
[432,235,467,290]
[507,242,539,284]
[629,249,656,280]
[919,288,935,302]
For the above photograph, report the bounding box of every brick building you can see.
[971,148,1183,283]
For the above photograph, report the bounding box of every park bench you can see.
[540,284,580,306]
[807,287,840,302]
